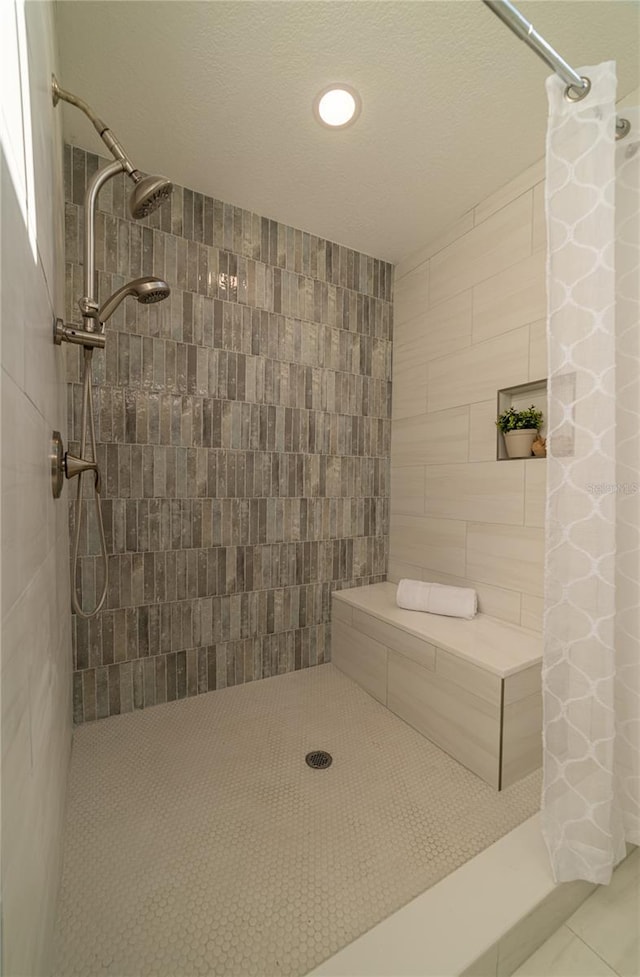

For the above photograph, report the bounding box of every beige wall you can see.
[390,159,547,632]
[1,2,72,972]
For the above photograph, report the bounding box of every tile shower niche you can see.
[496,378,547,461]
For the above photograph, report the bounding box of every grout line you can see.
[560,925,621,977]
[498,677,504,791]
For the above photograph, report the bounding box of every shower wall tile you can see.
[468,400,498,463]
[528,318,547,381]
[391,362,427,420]
[72,623,338,723]
[472,250,546,345]
[389,514,466,577]
[393,262,428,326]
[2,8,72,975]
[466,523,545,598]
[385,561,524,628]
[426,326,530,413]
[428,193,533,306]
[390,466,425,516]
[65,146,393,721]
[391,408,469,468]
[424,461,525,526]
[520,595,544,633]
[393,289,472,368]
[473,158,545,226]
[395,210,474,282]
[390,164,547,632]
[532,183,547,253]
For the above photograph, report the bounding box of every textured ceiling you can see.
[54,1,639,263]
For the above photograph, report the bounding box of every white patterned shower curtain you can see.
[542,62,639,884]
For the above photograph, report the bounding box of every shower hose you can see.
[71,347,108,619]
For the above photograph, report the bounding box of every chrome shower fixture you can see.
[129,174,174,220]
[52,74,174,326]
[51,77,173,620]
[52,76,174,218]
[98,276,171,325]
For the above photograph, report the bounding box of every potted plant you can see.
[496,405,543,459]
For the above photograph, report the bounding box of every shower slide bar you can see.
[482,0,631,140]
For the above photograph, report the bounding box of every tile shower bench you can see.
[331,582,542,790]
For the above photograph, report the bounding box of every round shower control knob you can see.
[51,430,64,499]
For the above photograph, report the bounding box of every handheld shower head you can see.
[135,278,171,304]
[98,277,171,325]
[129,173,174,219]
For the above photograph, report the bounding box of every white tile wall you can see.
[391,407,469,468]
[521,595,544,632]
[391,361,428,420]
[472,251,546,345]
[0,3,72,974]
[528,318,547,381]
[393,261,428,326]
[427,326,530,413]
[425,461,525,526]
[391,162,547,631]
[469,400,500,463]
[532,183,546,254]
[474,158,544,226]
[429,193,533,306]
[466,523,545,597]
[390,465,425,516]
[389,513,467,577]
[394,289,472,368]
[388,567,524,628]
[394,210,474,282]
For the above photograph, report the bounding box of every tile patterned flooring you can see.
[514,847,640,977]
[53,663,541,977]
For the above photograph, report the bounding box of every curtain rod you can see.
[482,0,631,140]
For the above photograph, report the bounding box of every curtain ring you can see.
[564,76,591,102]
[616,118,631,141]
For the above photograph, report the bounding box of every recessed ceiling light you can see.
[313,85,362,129]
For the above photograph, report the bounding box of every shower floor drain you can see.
[305,750,333,769]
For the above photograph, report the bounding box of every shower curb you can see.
[306,814,597,977]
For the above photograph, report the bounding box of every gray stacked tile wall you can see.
[65,146,393,722]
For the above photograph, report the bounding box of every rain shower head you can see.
[98,277,171,324]
[129,172,174,220]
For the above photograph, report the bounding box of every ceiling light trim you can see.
[313,84,362,129]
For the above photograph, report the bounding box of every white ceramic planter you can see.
[503,429,538,459]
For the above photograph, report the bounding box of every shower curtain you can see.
[542,62,639,884]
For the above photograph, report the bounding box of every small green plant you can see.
[496,405,543,433]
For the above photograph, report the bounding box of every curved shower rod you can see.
[483,0,631,141]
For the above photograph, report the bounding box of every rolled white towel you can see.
[396,579,477,620]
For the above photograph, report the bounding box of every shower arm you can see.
[52,76,138,177]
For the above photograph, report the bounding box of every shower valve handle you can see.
[64,453,102,494]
